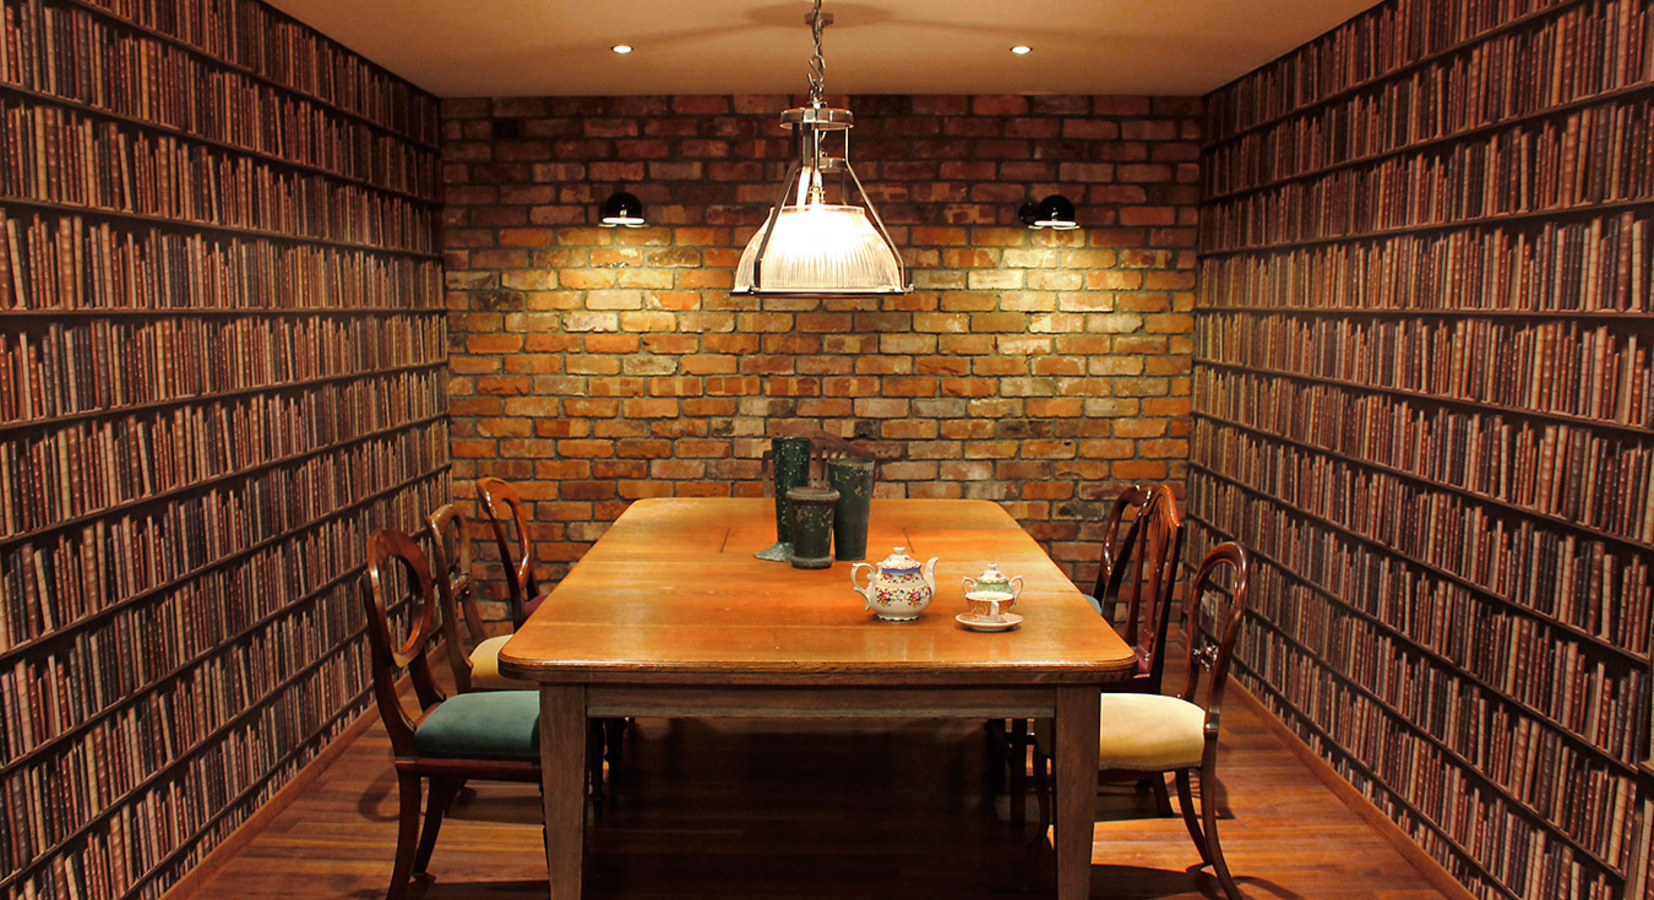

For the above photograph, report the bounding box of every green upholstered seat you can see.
[414,690,541,759]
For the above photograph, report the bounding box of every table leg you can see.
[1054,686,1099,900]
[539,685,586,900]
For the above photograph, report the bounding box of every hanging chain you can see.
[807,0,827,108]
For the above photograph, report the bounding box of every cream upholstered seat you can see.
[1032,541,1253,900]
[1095,693,1205,770]
[465,633,525,690]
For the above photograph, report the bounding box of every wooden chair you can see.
[426,502,531,693]
[998,485,1181,822]
[474,477,547,629]
[361,528,544,900]
[1082,484,1155,618]
[1032,542,1253,900]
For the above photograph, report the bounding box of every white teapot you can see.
[851,546,939,621]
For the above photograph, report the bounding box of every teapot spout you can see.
[922,556,939,594]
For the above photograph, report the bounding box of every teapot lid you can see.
[876,546,921,571]
[973,562,1006,581]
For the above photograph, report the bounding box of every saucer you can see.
[956,612,1023,632]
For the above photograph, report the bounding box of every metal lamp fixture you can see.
[598,190,646,227]
[733,0,910,296]
[1018,194,1080,230]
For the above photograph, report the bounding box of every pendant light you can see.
[733,0,910,297]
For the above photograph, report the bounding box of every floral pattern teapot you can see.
[851,546,939,621]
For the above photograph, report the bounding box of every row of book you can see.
[0,491,381,761]
[1,100,437,252]
[1198,211,1648,313]
[0,315,445,427]
[2,637,369,897]
[1202,96,1654,251]
[0,473,441,897]
[1191,412,1652,658]
[0,210,444,311]
[1241,659,1618,900]
[1199,312,1654,436]
[1188,466,1648,762]
[1205,0,1602,140]
[1207,0,1653,189]
[0,423,447,656]
[0,367,445,540]
[1195,366,1654,551]
[1208,532,1638,867]
[0,0,440,199]
[1187,521,1636,893]
[15,0,440,146]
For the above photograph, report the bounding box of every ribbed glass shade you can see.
[734,204,905,294]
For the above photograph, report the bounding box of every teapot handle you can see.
[850,562,875,609]
[1008,575,1024,599]
[961,575,977,593]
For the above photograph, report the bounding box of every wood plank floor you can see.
[182,684,1452,900]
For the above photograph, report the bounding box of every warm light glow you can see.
[1010,45,1032,55]
[611,44,633,54]
[735,204,904,294]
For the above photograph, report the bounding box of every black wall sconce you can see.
[1018,194,1080,230]
[598,190,646,228]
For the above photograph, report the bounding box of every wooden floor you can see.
[183,683,1453,900]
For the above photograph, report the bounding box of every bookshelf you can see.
[1196,0,1654,898]
[0,0,447,898]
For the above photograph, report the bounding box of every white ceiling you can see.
[264,0,1385,98]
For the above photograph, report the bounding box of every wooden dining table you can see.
[497,496,1138,900]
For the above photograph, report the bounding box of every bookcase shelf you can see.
[1193,405,1654,568]
[1203,0,1592,148]
[1200,196,1654,257]
[1198,6,1654,889]
[0,0,445,894]
[0,83,441,207]
[0,359,444,438]
[1237,664,1529,900]
[1206,79,1654,204]
[1186,469,1647,764]
[0,462,450,665]
[0,197,442,260]
[50,0,440,150]
[1185,517,1638,893]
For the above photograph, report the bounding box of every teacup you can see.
[965,589,1015,621]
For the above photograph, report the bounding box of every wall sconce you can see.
[598,191,646,228]
[1018,194,1080,230]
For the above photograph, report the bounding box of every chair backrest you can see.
[1093,484,1155,621]
[1178,542,1251,735]
[426,502,487,692]
[1107,486,1184,692]
[362,528,448,758]
[475,477,539,628]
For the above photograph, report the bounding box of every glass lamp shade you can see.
[599,191,646,227]
[734,204,906,294]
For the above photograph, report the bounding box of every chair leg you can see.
[604,717,627,765]
[413,776,458,875]
[1007,718,1028,826]
[1031,746,1054,841]
[586,721,606,799]
[1148,774,1174,816]
[389,772,422,900]
[1174,769,1209,864]
[1199,760,1243,900]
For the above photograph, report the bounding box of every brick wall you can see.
[440,93,1201,614]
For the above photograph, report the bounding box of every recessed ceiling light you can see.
[1010,45,1032,55]
[611,44,633,54]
